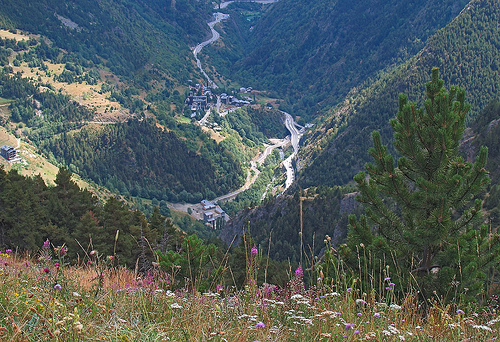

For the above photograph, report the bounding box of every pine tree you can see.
[346,68,499,303]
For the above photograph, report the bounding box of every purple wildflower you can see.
[373,313,381,318]
[53,283,62,291]
[384,277,391,281]
[255,321,265,328]
[388,282,395,286]
[251,245,258,256]
[5,249,12,254]
[345,323,355,331]
[295,266,303,278]
[347,287,353,292]
[357,312,362,317]
[354,330,360,334]
[456,309,465,315]
[43,239,50,249]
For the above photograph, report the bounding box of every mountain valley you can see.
[0,0,499,281]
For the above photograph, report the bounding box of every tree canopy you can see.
[345,68,499,303]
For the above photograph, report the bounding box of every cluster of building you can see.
[219,93,251,107]
[186,81,255,118]
[201,199,226,227]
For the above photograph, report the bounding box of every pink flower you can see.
[295,266,303,278]
[251,245,258,256]
[44,267,50,273]
[255,321,265,328]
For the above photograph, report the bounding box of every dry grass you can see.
[0,28,130,122]
[0,248,499,341]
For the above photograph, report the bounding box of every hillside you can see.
[0,0,212,82]
[299,0,500,187]
[0,2,260,203]
[215,0,469,120]
[220,0,500,264]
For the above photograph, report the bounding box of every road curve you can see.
[280,111,304,190]
[213,138,288,203]
[218,0,280,9]
[193,13,229,88]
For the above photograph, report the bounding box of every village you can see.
[185,82,255,127]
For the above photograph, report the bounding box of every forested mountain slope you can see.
[40,119,244,203]
[221,0,500,263]
[224,0,469,119]
[299,0,500,187]
[0,0,212,82]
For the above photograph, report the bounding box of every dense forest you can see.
[213,0,468,120]
[40,119,244,203]
[220,186,358,263]
[0,167,291,288]
[299,0,500,187]
[0,167,174,267]
[0,0,212,82]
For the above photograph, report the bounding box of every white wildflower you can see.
[382,330,391,336]
[399,335,405,341]
[296,300,311,306]
[472,325,492,331]
[390,304,402,310]
[291,294,304,300]
[388,325,400,334]
[325,292,341,297]
[170,303,183,309]
[487,317,500,326]
[165,290,175,297]
[376,302,388,309]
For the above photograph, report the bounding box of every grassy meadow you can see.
[0,244,499,341]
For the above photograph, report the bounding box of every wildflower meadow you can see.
[0,241,499,341]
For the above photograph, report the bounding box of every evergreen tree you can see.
[346,68,499,303]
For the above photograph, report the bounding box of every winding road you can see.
[193,12,229,89]
[186,0,304,205]
[213,137,289,203]
[281,111,304,190]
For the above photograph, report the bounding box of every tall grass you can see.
[0,244,499,341]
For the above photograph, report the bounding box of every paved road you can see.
[280,111,304,190]
[217,0,280,9]
[193,12,229,88]
[213,138,288,203]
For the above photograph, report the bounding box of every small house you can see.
[204,211,215,223]
[201,199,216,210]
[1,145,17,161]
